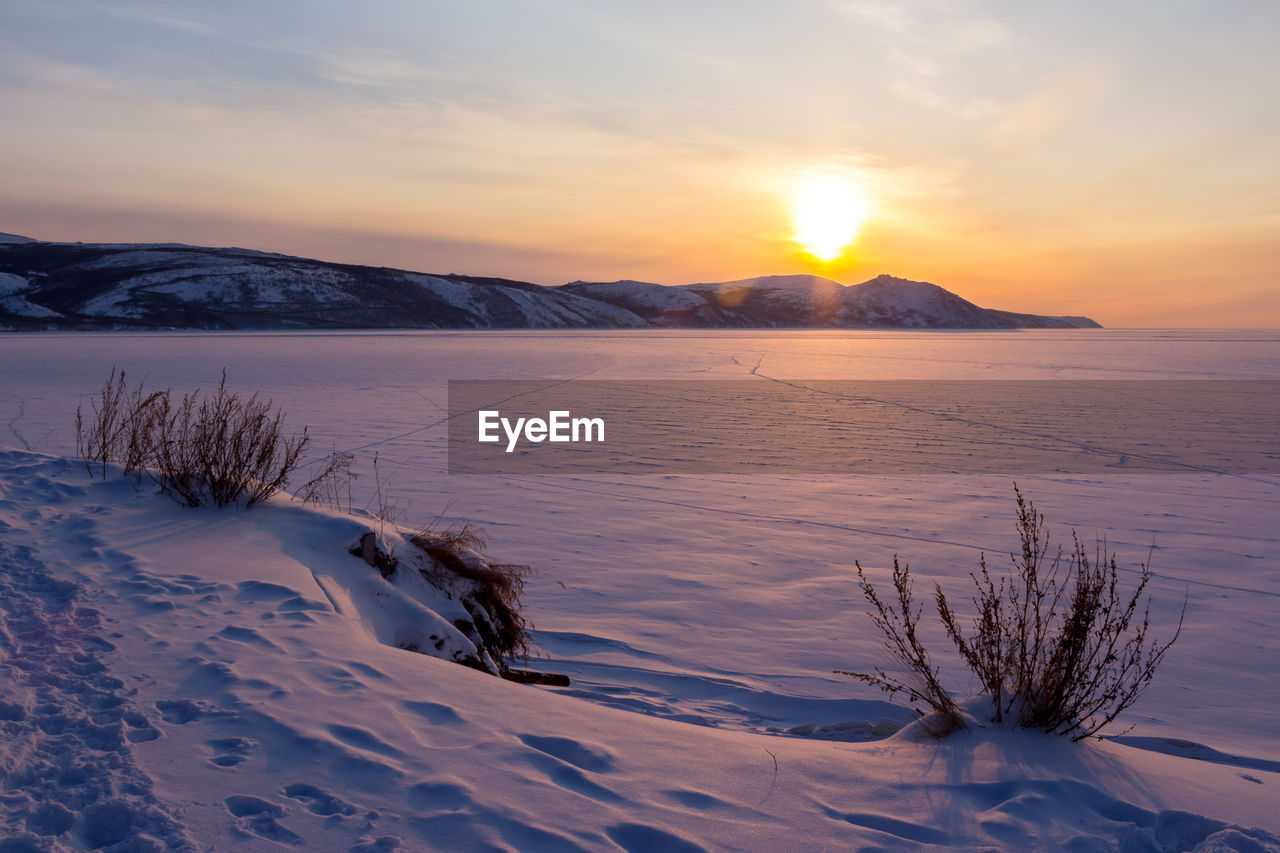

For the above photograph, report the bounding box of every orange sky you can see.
[1,2,1277,326]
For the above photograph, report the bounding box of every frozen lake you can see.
[3,328,1278,757]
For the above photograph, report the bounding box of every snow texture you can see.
[0,329,1276,852]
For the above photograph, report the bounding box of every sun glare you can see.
[790,171,872,261]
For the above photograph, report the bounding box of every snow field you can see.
[0,329,1277,850]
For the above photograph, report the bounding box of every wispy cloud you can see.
[831,0,1018,116]
[988,64,1112,151]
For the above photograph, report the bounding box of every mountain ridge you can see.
[0,238,1101,330]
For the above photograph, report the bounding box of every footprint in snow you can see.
[606,823,708,853]
[819,804,951,845]
[225,795,302,846]
[25,801,76,836]
[407,781,472,812]
[209,737,256,767]
[276,595,330,613]
[519,753,623,805]
[399,699,463,726]
[518,734,617,773]
[0,541,190,849]
[155,698,206,724]
[663,789,737,812]
[327,724,404,759]
[282,782,358,817]
[516,734,623,804]
[123,710,160,742]
[234,581,304,603]
[212,624,283,651]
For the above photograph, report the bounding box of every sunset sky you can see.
[2,1,1277,326]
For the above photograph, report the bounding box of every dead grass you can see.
[295,447,356,512]
[75,367,166,480]
[409,530,533,660]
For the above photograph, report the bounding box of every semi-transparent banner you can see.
[446,380,1280,474]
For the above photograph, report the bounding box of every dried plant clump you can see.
[410,528,533,661]
[76,368,309,508]
[149,371,309,508]
[419,517,488,553]
[75,367,166,480]
[348,517,536,669]
[841,486,1185,741]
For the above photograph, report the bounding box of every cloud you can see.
[831,0,1018,115]
[988,64,1112,151]
[0,198,623,284]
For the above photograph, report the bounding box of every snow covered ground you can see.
[1,329,1278,851]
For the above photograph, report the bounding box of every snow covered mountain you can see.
[0,242,646,331]
[564,273,1100,328]
[0,239,1100,330]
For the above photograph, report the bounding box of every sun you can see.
[790,170,872,262]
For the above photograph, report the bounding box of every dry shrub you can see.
[841,486,1185,740]
[362,452,407,541]
[295,447,356,512]
[410,527,533,660]
[417,512,487,552]
[839,556,961,734]
[76,368,309,508]
[75,367,166,479]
